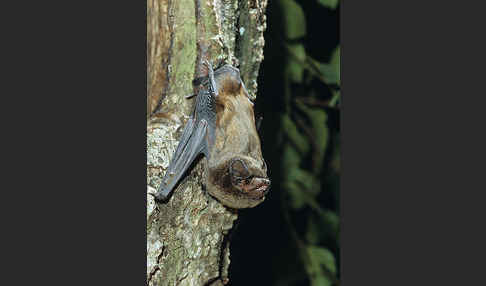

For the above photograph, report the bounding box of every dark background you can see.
[230,1,340,285]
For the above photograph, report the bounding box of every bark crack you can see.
[203,218,235,286]
[148,246,165,285]
[152,0,176,116]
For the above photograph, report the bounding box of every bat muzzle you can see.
[246,177,271,199]
[229,158,271,199]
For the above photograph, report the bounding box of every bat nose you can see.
[251,177,271,194]
[260,178,270,186]
[262,178,271,194]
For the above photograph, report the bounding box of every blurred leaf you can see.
[282,114,310,155]
[287,181,306,210]
[330,46,340,73]
[286,184,323,213]
[308,245,336,274]
[309,246,336,274]
[282,143,307,210]
[285,166,322,210]
[312,274,332,286]
[281,142,302,170]
[288,167,320,194]
[285,172,321,210]
[319,63,339,85]
[281,0,306,39]
[317,0,339,10]
[321,211,339,236]
[306,207,339,245]
[328,46,341,85]
[305,245,337,286]
[330,90,340,107]
[295,102,329,173]
[307,46,340,86]
[320,210,339,243]
[306,215,320,244]
[286,43,306,83]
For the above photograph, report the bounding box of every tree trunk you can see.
[146,0,267,285]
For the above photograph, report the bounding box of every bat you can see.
[152,61,271,209]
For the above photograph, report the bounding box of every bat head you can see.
[206,65,271,209]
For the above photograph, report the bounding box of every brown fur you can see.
[205,66,270,208]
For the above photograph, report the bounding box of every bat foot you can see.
[203,59,213,69]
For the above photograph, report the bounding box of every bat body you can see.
[153,62,270,209]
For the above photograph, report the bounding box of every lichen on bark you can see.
[147,0,267,285]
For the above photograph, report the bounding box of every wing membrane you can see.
[153,119,209,200]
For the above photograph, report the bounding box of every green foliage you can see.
[306,245,337,286]
[307,46,340,86]
[330,90,340,108]
[306,210,339,245]
[285,166,321,210]
[286,43,307,84]
[282,114,310,155]
[264,0,340,285]
[281,0,307,39]
[317,0,339,10]
[295,101,329,173]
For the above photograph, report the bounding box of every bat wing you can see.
[153,119,209,201]
[170,117,195,165]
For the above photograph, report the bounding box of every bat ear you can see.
[239,81,255,102]
[229,158,250,180]
[238,81,245,94]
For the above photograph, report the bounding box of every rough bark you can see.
[147,0,267,285]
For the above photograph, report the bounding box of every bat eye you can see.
[229,158,250,180]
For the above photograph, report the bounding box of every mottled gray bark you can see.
[147,0,267,285]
